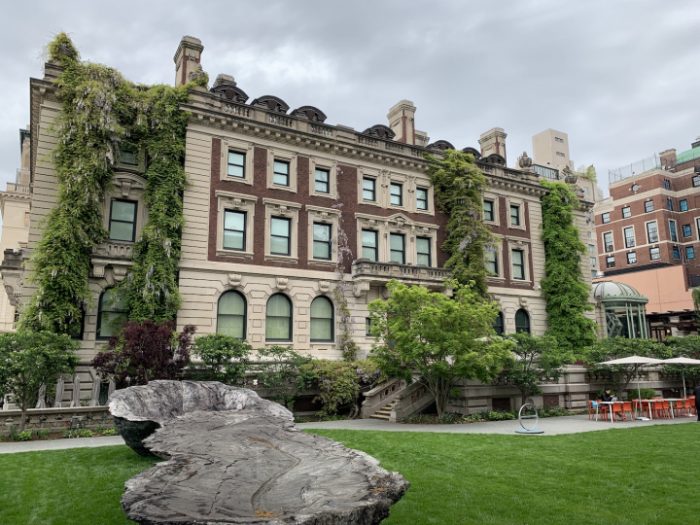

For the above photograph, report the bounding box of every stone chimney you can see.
[387,100,416,145]
[659,148,676,170]
[174,36,204,87]
[478,127,507,161]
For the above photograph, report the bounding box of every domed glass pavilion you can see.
[593,281,649,339]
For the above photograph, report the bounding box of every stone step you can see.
[370,400,398,421]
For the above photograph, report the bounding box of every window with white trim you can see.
[362,177,376,202]
[646,221,659,243]
[416,236,432,266]
[109,199,137,242]
[390,233,405,264]
[217,291,246,339]
[312,222,332,260]
[362,229,378,261]
[310,296,334,342]
[270,217,291,256]
[390,183,403,207]
[511,249,525,280]
[314,168,330,194]
[623,226,635,248]
[223,210,246,251]
[273,160,290,186]
[227,151,246,179]
[416,187,428,211]
[266,294,292,341]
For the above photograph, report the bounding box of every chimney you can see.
[174,36,204,87]
[659,148,676,170]
[478,127,507,161]
[387,100,416,145]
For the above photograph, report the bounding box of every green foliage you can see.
[0,331,78,430]
[191,334,251,386]
[14,430,33,441]
[583,337,670,394]
[499,333,572,405]
[369,280,513,416]
[427,150,492,296]
[22,33,194,334]
[256,345,309,408]
[580,164,597,182]
[63,429,95,439]
[298,359,381,417]
[663,336,700,387]
[540,180,596,352]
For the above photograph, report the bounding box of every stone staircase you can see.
[369,399,398,421]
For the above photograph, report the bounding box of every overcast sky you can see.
[1,0,699,203]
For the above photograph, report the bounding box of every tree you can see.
[582,337,670,395]
[540,181,597,352]
[369,280,513,417]
[427,149,492,297]
[0,331,78,430]
[499,334,571,406]
[192,334,252,385]
[92,320,194,388]
[663,336,700,388]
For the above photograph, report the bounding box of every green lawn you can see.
[0,425,698,525]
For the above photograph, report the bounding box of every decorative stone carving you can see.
[228,273,242,287]
[319,280,331,293]
[276,277,288,290]
[518,151,533,168]
[250,95,290,114]
[111,381,409,524]
[362,124,396,141]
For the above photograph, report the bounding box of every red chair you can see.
[620,401,634,421]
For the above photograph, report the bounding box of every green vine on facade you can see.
[427,150,491,297]
[21,33,197,334]
[540,180,596,351]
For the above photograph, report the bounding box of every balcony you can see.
[351,260,451,288]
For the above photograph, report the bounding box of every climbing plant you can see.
[21,33,205,334]
[540,180,596,352]
[427,150,491,297]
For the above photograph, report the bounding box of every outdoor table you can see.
[634,399,654,419]
[634,399,682,420]
[665,398,683,418]
[596,401,622,423]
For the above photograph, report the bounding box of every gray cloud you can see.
[1,0,699,203]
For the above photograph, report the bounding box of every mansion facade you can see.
[1,36,604,411]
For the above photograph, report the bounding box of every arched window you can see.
[217,291,247,339]
[310,296,334,342]
[97,288,128,339]
[266,294,292,341]
[493,311,504,335]
[515,309,531,334]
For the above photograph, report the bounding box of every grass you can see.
[0,424,698,524]
[0,446,157,525]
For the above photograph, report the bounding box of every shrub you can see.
[92,321,194,388]
[298,359,382,417]
[14,430,33,441]
[191,334,251,386]
[256,345,309,408]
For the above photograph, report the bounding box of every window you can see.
[273,160,290,186]
[362,177,376,201]
[606,256,615,268]
[556,151,565,157]
[623,227,635,248]
[554,136,564,143]
[227,151,245,178]
[485,247,498,276]
[601,212,610,224]
[314,168,330,194]
[511,249,525,280]
[270,217,291,255]
[646,221,659,243]
[686,246,696,260]
[223,210,246,251]
[669,220,678,242]
[390,233,405,264]
[365,317,374,336]
[644,200,654,213]
[266,294,292,341]
[484,200,494,221]
[663,178,672,190]
[666,197,674,211]
[672,245,681,259]
[510,204,521,226]
[310,296,334,342]
[683,224,692,237]
[621,206,631,219]
[97,288,128,339]
[109,199,137,242]
[390,183,403,206]
[679,199,689,212]
[693,175,700,187]
[493,312,504,335]
[362,229,378,261]
[650,247,660,260]
[312,223,332,260]
[627,252,637,264]
[515,309,530,334]
[416,187,428,210]
[217,291,246,339]
[603,232,614,252]
[416,237,432,266]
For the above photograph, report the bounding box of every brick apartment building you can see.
[595,140,700,338]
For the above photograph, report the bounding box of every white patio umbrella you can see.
[661,357,700,398]
[599,355,663,416]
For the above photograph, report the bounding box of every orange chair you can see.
[609,402,624,422]
[620,401,634,421]
[653,400,671,419]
